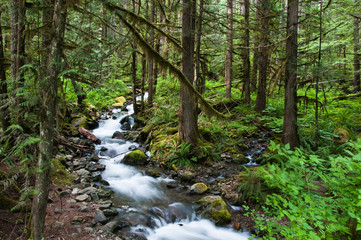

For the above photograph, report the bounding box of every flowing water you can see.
[92,98,250,240]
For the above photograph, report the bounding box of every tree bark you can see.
[255,0,269,113]
[353,0,360,92]
[225,0,233,99]
[31,1,67,239]
[0,8,10,131]
[178,0,199,145]
[195,0,204,93]
[147,0,155,107]
[243,0,251,103]
[282,0,300,149]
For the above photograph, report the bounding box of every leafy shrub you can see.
[250,141,361,239]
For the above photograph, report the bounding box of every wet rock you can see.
[123,150,147,166]
[100,146,108,152]
[91,172,102,182]
[84,227,94,233]
[100,221,129,233]
[103,208,118,217]
[232,154,248,164]
[121,104,128,112]
[95,210,108,224]
[98,189,112,199]
[99,202,112,210]
[89,154,100,162]
[121,122,131,130]
[95,164,106,171]
[145,169,160,178]
[100,179,110,186]
[190,183,209,194]
[76,169,91,178]
[86,163,98,172]
[128,145,137,151]
[76,194,90,202]
[197,195,231,225]
[112,131,124,139]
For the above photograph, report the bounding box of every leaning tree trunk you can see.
[255,0,269,113]
[31,0,66,239]
[282,0,300,149]
[225,0,233,99]
[178,0,199,145]
[0,8,10,131]
[353,0,360,92]
[243,0,251,103]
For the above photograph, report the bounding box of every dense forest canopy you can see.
[1,0,361,239]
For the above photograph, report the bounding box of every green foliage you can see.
[167,140,198,169]
[251,141,361,239]
[238,168,265,204]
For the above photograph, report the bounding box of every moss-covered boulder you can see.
[51,158,74,186]
[197,195,231,225]
[190,183,209,194]
[123,150,147,166]
[334,127,351,143]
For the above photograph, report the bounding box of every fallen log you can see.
[78,127,101,144]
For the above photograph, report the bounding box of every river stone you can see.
[95,210,108,224]
[112,131,125,139]
[100,146,108,152]
[91,192,100,202]
[196,196,231,225]
[190,183,209,194]
[89,154,100,162]
[121,104,128,111]
[91,172,102,182]
[100,221,127,233]
[122,150,147,166]
[76,169,91,178]
[76,194,90,202]
[95,164,106,171]
[99,202,112,210]
[179,170,196,181]
[121,122,131,130]
[78,186,97,195]
[103,208,119,217]
[78,206,90,212]
[72,188,80,195]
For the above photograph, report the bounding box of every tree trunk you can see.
[178,0,199,145]
[225,0,233,99]
[147,0,155,107]
[195,0,204,92]
[10,0,19,83]
[255,0,269,113]
[0,8,10,131]
[31,1,66,239]
[132,0,138,115]
[243,0,251,103]
[282,0,300,149]
[353,0,360,92]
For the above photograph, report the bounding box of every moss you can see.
[51,158,74,186]
[123,150,147,166]
[334,127,351,143]
[232,154,248,164]
[197,196,231,224]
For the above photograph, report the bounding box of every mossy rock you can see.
[232,154,248,164]
[123,150,147,166]
[190,183,209,194]
[334,127,351,143]
[71,116,88,128]
[197,195,231,225]
[51,158,74,186]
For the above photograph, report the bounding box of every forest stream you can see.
[91,96,251,240]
